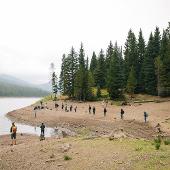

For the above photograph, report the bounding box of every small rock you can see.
[57,164,63,167]
[50,154,55,158]
[11,149,14,152]
[45,159,55,163]
[61,143,72,152]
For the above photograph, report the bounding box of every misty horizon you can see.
[0,0,169,84]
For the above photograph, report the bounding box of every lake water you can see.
[0,98,55,137]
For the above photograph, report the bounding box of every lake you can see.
[0,97,55,137]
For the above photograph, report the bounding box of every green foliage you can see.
[155,143,161,150]
[136,29,145,93]
[94,49,106,88]
[58,23,170,100]
[154,136,161,150]
[126,66,137,95]
[52,72,58,100]
[154,137,161,144]
[64,155,72,161]
[124,29,138,83]
[90,52,97,75]
[143,33,157,95]
[164,139,170,145]
[107,43,124,99]
[158,24,170,96]
[96,85,101,98]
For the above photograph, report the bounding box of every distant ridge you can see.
[0,74,50,97]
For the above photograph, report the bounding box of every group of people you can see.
[10,122,46,145]
[61,103,77,113]
[9,100,158,146]
[88,105,107,117]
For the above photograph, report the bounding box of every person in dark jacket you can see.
[93,106,96,115]
[104,107,107,117]
[40,123,45,136]
[89,105,91,114]
[120,109,124,120]
[144,111,148,123]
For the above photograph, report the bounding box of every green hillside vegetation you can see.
[0,81,49,97]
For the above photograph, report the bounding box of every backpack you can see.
[12,126,17,133]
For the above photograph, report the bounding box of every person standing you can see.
[10,122,17,145]
[74,106,77,112]
[89,105,91,114]
[65,105,68,112]
[40,123,45,136]
[144,111,148,123]
[55,102,59,109]
[120,109,124,120]
[93,106,96,115]
[34,106,37,118]
[70,105,73,112]
[104,107,107,117]
[62,103,64,110]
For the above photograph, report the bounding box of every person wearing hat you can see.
[10,122,17,145]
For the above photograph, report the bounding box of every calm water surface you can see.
[0,98,55,137]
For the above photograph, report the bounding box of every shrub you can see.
[64,155,72,161]
[164,139,170,145]
[154,136,161,144]
[155,143,161,150]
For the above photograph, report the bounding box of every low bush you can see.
[155,143,161,150]
[64,155,72,161]
[164,139,170,145]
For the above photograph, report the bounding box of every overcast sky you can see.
[0,0,169,84]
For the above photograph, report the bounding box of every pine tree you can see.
[67,47,78,97]
[153,27,161,58]
[90,52,97,74]
[52,72,58,100]
[124,29,138,84]
[106,41,114,70]
[143,33,157,95]
[59,54,69,95]
[74,43,89,100]
[158,23,170,96]
[136,29,145,92]
[94,49,106,88]
[126,66,137,95]
[107,42,123,99]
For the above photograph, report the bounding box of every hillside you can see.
[0,80,49,97]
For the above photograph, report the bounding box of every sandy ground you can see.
[1,100,170,170]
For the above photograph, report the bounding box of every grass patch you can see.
[164,139,170,145]
[135,147,143,151]
[64,155,72,161]
[155,143,161,150]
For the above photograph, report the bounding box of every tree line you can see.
[58,23,170,100]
